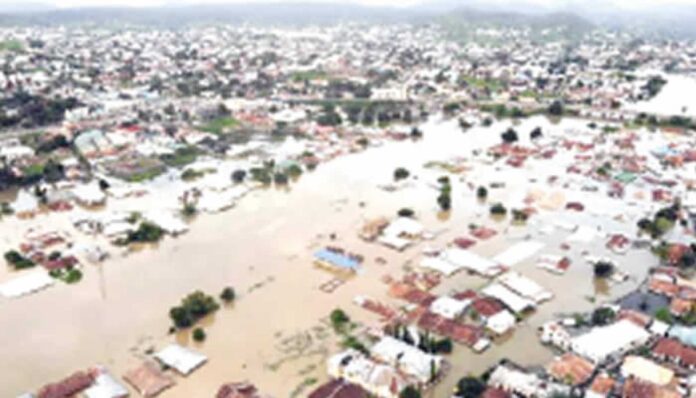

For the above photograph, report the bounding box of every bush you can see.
[437,193,452,211]
[394,167,410,181]
[123,222,164,244]
[231,169,247,183]
[512,209,529,223]
[192,327,206,342]
[548,100,564,116]
[433,337,453,354]
[400,386,421,398]
[591,307,615,326]
[342,335,368,354]
[4,250,35,269]
[398,208,415,218]
[63,268,82,284]
[455,376,486,398]
[655,307,674,324]
[220,286,236,302]
[490,203,507,216]
[287,164,303,178]
[273,172,289,185]
[330,308,350,333]
[501,127,518,143]
[530,126,543,139]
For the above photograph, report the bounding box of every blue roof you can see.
[668,326,696,348]
[314,249,360,270]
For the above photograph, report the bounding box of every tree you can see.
[410,127,423,138]
[530,126,543,140]
[330,308,350,333]
[192,327,206,342]
[490,203,507,216]
[400,386,421,398]
[476,186,488,199]
[455,376,486,398]
[437,193,452,211]
[220,287,236,303]
[591,307,615,326]
[398,208,415,218]
[394,167,410,181]
[434,337,453,354]
[501,127,518,143]
[548,100,564,116]
[4,250,35,269]
[593,261,614,278]
[273,172,289,185]
[655,307,674,324]
[231,169,246,183]
[98,179,110,191]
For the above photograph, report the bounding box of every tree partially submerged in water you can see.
[593,261,614,278]
[169,290,220,329]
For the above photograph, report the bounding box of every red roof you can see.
[417,311,483,347]
[37,371,95,398]
[471,297,504,318]
[308,379,369,398]
[482,387,511,398]
[453,237,476,249]
[653,338,696,368]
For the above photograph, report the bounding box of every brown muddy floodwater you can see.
[0,116,660,397]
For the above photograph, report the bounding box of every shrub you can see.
[192,327,206,342]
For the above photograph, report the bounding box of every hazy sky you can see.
[2,0,696,9]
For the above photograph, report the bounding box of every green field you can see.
[0,40,24,53]
[198,117,240,135]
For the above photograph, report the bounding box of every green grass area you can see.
[0,39,24,53]
[290,70,327,82]
[459,75,504,92]
[125,168,165,182]
[21,163,45,178]
[198,117,240,135]
[160,146,200,168]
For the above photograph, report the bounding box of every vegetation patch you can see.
[169,290,220,329]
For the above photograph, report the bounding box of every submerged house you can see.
[314,248,361,273]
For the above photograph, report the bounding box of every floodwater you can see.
[0,115,661,397]
[626,73,696,117]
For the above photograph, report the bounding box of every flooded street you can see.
[626,73,696,117]
[0,116,665,396]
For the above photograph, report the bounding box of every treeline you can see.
[0,92,80,130]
